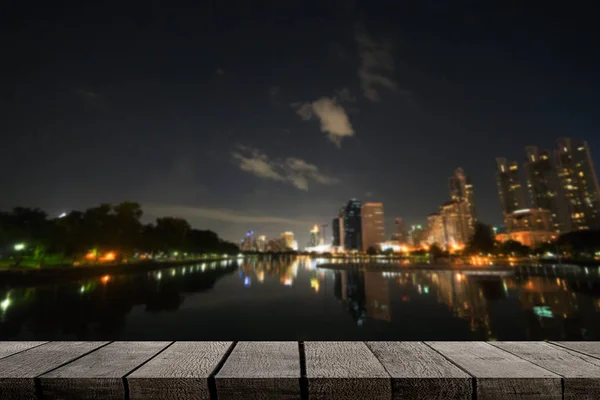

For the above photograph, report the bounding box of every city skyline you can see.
[238,136,600,250]
[2,2,599,247]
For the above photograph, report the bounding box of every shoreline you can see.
[0,257,239,287]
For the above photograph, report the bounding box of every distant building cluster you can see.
[496,137,600,247]
[240,230,298,252]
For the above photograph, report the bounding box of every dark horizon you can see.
[2,1,598,245]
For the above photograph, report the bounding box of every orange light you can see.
[104,252,116,261]
[85,252,95,260]
[101,275,111,284]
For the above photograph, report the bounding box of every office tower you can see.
[332,216,344,247]
[343,199,362,251]
[391,217,408,243]
[308,225,321,247]
[408,224,426,247]
[361,202,386,252]
[496,158,526,225]
[449,167,477,234]
[426,212,444,246]
[280,232,296,250]
[555,138,600,230]
[524,146,567,232]
[241,231,256,251]
[256,235,267,252]
[440,200,471,247]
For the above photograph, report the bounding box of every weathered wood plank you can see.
[215,341,300,400]
[492,341,600,400]
[305,341,391,400]
[39,341,171,400]
[550,341,600,359]
[127,341,233,400]
[0,341,108,400]
[0,342,47,360]
[366,341,472,400]
[427,342,562,400]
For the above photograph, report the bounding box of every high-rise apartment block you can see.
[524,146,566,232]
[343,199,363,251]
[498,137,600,235]
[449,167,477,234]
[361,202,385,251]
[496,158,526,222]
[555,138,600,230]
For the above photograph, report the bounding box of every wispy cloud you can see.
[232,147,339,191]
[145,205,310,226]
[232,148,285,182]
[355,25,397,102]
[291,97,354,147]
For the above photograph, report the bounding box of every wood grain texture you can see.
[127,341,232,400]
[492,341,600,400]
[427,342,562,400]
[0,342,47,360]
[39,341,171,400]
[0,341,108,400]
[550,341,600,358]
[367,342,472,400]
[305,341,391,400]
[215,341,300,400]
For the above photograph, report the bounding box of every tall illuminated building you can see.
[256,235,267,252]
[391,217,407,243]
[280,232,297,250]
[555,138,600,230]
[343,199,362,251]
[241,231,256,251]
[496,158,526,225]
[308,225,321,247]
[361,202,385,252]
[448,167,477,234]
[332,216,344,247]
[408,224,426,247]
[524,146,567,232]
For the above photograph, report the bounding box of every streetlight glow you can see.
[14,243,25,251]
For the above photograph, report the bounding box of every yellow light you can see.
[101,275,111,284]
[310,278,320,292]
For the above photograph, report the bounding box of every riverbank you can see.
[0,256,240,287]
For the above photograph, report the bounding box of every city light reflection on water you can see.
[0,256,599,340]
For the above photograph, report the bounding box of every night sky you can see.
[2,1,598,246]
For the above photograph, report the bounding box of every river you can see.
[1,256,599,340]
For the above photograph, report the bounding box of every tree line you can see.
[0,202,239,266]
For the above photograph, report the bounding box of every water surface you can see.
[1,256,599,340]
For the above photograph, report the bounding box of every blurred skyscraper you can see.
[343,199,363,251]
[361,202,385,252]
